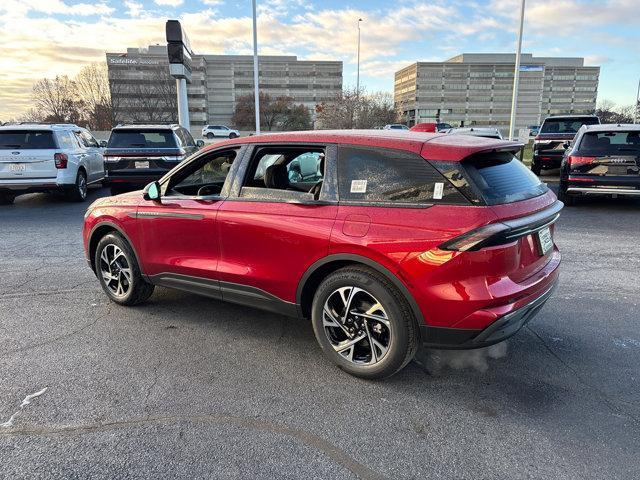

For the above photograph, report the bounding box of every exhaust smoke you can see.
[414,341,508,375]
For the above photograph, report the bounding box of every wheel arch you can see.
[296,254,425,326]
[88,221,143,274]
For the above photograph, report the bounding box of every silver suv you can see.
[0,124,105,204]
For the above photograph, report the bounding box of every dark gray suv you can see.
[103,124,201,195]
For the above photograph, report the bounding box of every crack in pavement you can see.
[0,307,111,358]
[0,413,386,480]
[526,326,639,425]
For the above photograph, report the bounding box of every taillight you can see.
[568,156,594,166]
[54,153,68,169]
[103,155,121,162]
[439,223,510,252]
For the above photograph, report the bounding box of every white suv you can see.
[201,125,240,139]
[0,124,105,204]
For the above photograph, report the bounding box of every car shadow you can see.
[138,288,590,416]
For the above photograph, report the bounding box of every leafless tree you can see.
[76,63,112,129]
[32,76,84,123]
[596,99,635,124]
[232,93,311,131]
[110,65,178,124]
[316,87,400,129]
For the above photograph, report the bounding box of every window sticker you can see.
[350,179,367,193]
[433,182,444,200]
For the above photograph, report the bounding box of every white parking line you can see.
[0,387,48,428]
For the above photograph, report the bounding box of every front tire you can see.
[95,233,154,305]
[206,132,214,139]
[311,266,419,379]
[66,170,88,202]
[229,132,238,139]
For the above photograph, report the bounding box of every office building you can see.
[107,45,343,129]
[394,53,599,134]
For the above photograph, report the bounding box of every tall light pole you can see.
[252,0,260,134]
[508,0,526,141]
[634,77,640,124]
[356,18,362,96]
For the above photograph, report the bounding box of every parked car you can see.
[447,127,503,140]
[84,131,562,379]
[410,123,437,133]
[383,124,409,130]
[558,124,640,206]
[202,125,240,139]
[436,122,453,132]
[532,115,600,175]
[103,124,199,195]
[0,123,104,204]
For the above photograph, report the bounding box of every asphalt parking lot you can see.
[1,184,639,479]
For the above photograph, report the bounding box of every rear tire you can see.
[0,191,16,205]
[558,186,576,206]
[66,170,88,202]
[531,163,541,176]
[95,233,154,306]
[311,266,419,379]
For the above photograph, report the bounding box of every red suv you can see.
[83,131,562,378]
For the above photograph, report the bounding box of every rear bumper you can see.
[0,177,69,193]
[533,152,563,169]
[566,186,640,196]
[103,170,167,188]
[420,277,558,349]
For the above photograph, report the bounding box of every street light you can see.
[508,0,526,141]
[356,18,362,96]
[634,77,640,124]
[252,0,260,134]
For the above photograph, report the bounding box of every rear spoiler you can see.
[440,200,563,252]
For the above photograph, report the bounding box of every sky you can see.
[0,0,638,120]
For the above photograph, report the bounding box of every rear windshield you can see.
[577,131,640,155]
[463,152,548,205]
[108,129,177,149]
[0,130,56,149]
[540,117,599,134]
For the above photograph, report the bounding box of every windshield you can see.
[540,118,599,134]
[578,131,640,154]
[108,129,177,148]
[0,130,56,149]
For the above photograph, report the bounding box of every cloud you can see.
[0,0,636,119]
[488,0,640,33]
[124,1,144,17]
[154,0,184,6]
[0,0,114,16]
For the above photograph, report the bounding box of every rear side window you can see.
[337,146,467,205]
[108,129,177,148]
[578,131,640,154]
[0,130,56,149]
[462,152,548,205]
[540,117,599,134]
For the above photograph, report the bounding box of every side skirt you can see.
[148,273,299,318]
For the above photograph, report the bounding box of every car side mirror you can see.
[99,140,108,148]
[143,181,161,202]
[196,139,205,148]
[562,141,570,149]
